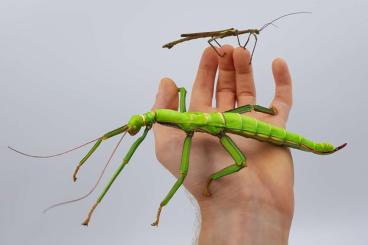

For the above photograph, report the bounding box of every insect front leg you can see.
[249,33,258,64]
[151,132,193,227]
[238,32,258,64]
[81,127,150,226]
[73,126,127,181]
[203,134,247,196]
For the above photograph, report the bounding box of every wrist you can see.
[197,198,293,245]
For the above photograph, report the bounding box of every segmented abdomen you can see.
[154,109,338,154]
[222,113,336,154]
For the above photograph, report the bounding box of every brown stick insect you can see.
[163,11,311,63]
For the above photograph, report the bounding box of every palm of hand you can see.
[152,45,294,218]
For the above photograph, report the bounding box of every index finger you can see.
[189,47,218,111]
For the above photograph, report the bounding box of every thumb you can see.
[151,77,179,111]
[151,78,180,163]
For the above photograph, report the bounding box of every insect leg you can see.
[73,125,128,182]
[249,33,258,64]
[225,104,277,115]
[203,134,246,196]
[252,104,276,114]
[242,33,252,48]
[81,127,150,226]
[234,29,241,47]
[208,36,225,57]
[236,30,251,48]
[240,32,258,64]
[213,38,222,48]
[178,87,187,112]
[151,132,193,227]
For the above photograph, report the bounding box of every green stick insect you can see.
[163,11,311,63]
[9,87,347,227]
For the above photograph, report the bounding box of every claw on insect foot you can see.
[82,202,98,226]
[203,179,213,197]
[72,165,81,182]
[151,206,163,227]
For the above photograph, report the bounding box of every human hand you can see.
[152,45,294,245]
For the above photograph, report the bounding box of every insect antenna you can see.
[259,11,312,32]
[8,137,101,159]
[43,131,128,213]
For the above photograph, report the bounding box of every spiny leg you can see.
[177,87,187,112]
[208,36,225,57]
[204,134,247,196]
[151,132,193,227]
[82,127,150,226]
[73,125,128,181]
[225,104,277,115]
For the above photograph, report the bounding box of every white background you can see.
[1,0,367,244]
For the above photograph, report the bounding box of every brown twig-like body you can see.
[162,12,311,63]
[163,28,259,62]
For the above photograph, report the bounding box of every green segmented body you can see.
[11,87,345,226]
[152,109,336,154]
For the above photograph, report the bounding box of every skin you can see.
[151,45,294,245]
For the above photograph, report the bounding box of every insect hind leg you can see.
[225,104,277,115]
[249,34,258,64]
[204,134,247,196]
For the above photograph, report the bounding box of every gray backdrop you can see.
[1,0,367,244]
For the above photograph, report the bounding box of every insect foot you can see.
[72,165,81,182]
[151,206,163,227]
[203,179,213,197]
[82,202,98,226]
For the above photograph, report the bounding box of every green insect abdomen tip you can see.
[314,142,347,154]
[316,142,335,152]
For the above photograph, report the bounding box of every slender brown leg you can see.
[249,34,258,64]
[242,33,252,49]
[208,36,225,57]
